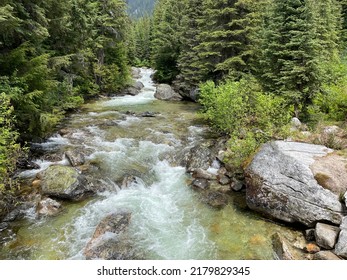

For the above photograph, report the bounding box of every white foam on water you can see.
[67,160,216,260]
[88,111,118,117]
[31,135,70,151]
[18,158,70,179]
[117,116,141,127]
[207,159,221,175]
[100,68,157,107]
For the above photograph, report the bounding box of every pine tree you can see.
[195,0,261,82]
[151,0,185,83]
[132,16,152,66]
[308,0,342,82]
[176,0,205,91]
[259,0,321,116]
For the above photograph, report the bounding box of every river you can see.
[0,68,302,260]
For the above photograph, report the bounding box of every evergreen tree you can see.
[176,0,204,91]
[308,0,342,82]
[259,0,321,116]
[131,16,152,66]
[195,0,261,82]
[151,0,185,83]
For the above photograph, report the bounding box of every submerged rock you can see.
[37,198,62,216]
[245,141,345,227]
[272,233,296,260]
[41,165,94,201]
[202,190,228,209]
[84,211,141,260]
[185,142,215,172]
[154,84,182,101]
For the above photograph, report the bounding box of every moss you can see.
[314,172,331,190]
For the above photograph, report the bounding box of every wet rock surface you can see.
[41,165,94,201]
[84,211,142,260]
[37,198,62,216]
[245,141,345,227]
[154,84,183,101]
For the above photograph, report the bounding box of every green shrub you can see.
[199,77,292,170]
[0,92,20,193]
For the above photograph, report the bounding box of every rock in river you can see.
[245,141,345,227]
[37,198,62,216]
[84,211,142,260]
[154,84,183,101]
[41,165,94,201]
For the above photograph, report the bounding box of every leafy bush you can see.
[199,77,292,170]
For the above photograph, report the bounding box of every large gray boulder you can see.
[84,211,142,260]
[41,165,94,201]
[245,141,345,227]
[121,81,144,96]
[335,217,347,258]
[154,84,182,101]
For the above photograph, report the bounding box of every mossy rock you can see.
[41,165,94,201]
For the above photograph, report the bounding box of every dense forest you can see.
[2,0,347,208]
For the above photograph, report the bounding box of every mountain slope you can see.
[126,0,156,18]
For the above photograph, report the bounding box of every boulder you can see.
[245,141,345,227]
[315,223,340,249]
[335,216,347,258]
[65,150,85,167]
[171,77,200,102]
[84,211,141,260]
[121,81,144,96]
[37,198,62,216]
[192,168,217,180]
[185,142,215,172]
[41,165,94,201]
[131,67,141,79]
[154,84,182,101]
[313,251,341,260]
[272,233,295,260]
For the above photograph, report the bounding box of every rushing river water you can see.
[0,68,303,260]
